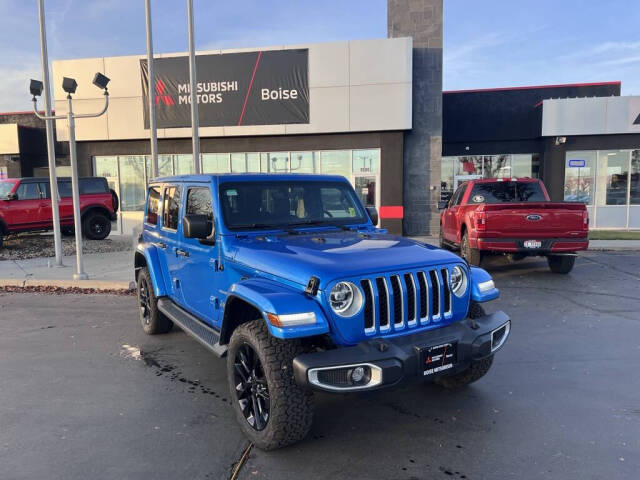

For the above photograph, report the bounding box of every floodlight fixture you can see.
[92,72,110,91]
[62,77,78,95]
[30,79,44,97]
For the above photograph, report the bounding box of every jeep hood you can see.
[229,231,462,289]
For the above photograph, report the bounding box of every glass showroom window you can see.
[202,153,230,173]
[564,151,597,204]
[174,154,194,175]
[595,150,630,206]
[441,156,455,201]
[118,156,146,211]
[456,156,483,177]
[484,155,511,178]
[158,155,173,177]
[352,149,380,174]
[261,152,289,173]
[231,153,260,173]
[321,150,351,177]
[630,150,640,205]
[290,152,318,174]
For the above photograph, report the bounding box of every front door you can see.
[177,184,221,327]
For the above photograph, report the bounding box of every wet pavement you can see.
[0,251,639,480]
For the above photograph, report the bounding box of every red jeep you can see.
[438,178,589,273]
[0,177,118,248]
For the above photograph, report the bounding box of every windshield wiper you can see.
[286,220,352,231]
[231,223,284,230]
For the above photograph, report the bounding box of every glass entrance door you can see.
[93,156,121,234]
[354,175,379,210]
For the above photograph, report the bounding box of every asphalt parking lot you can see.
[1,251,639,480]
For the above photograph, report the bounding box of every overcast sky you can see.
[1,0,638,112]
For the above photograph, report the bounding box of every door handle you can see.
[153,242,167,249]
[175,249,190,257]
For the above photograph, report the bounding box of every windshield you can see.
[468,181,547,204]
[220,181,368,230]
[0,181,17,197]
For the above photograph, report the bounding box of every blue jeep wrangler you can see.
[135,174,510,450]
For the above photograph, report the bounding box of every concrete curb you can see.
[0,278,134,291]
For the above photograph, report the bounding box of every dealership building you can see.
[2,0,639,233]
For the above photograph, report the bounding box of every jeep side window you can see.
[16,183,40,200]
[162,186,181,230]
[186,187,214,236]
[145,186,161,225]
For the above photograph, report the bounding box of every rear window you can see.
[469,182,547,204]
[80,178,108,194]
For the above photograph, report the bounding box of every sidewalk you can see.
[0,250,134,290]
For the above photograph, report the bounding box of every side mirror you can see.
[438,201,448,210]
[366,206,379,226]
[182,214,213,240]
[5,193,17,201]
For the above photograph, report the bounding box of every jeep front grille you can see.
[361,269,452,336]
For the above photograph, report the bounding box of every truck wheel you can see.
[82,211,111,240]
[137,267,173,334]
[547,255,576,274]
[435,355,494,389]
[461,232,482,266]
[227,319,314,450]
[439,225,449,250]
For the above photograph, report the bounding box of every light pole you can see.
[187,0,201,174]
[37,0,63,267]
[31,73,110,280]
[145,0,158,178]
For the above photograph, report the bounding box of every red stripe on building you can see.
[379,206,404,219]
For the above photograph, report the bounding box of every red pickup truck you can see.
[438,178,589,273]
[0,177,118,248]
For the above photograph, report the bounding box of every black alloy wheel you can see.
[233,343,270,431]
[138,275,152,326]
[90,217,108,237]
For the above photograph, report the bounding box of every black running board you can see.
[157,298,227,357]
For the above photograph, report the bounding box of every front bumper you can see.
[293,311,510,392]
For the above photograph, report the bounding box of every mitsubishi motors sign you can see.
[140,49,309,128]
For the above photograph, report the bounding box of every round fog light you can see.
[351,366,366,383]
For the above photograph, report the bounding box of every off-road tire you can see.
[435,355,494,389]
[467,300,486,319]
[137,267,173,334]
[435,301,492,389]
[547,255,576,274]
[461,231,482,266]
[61,226,75,236]
[82,211,111,240]
[227,320,314,450]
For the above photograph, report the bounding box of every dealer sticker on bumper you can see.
[421,342,457,376]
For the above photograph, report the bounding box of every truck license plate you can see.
[524,240,542,249]
[421,342,457,376]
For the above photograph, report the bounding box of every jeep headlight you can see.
[329,282,363,317]
[450,265,468,297]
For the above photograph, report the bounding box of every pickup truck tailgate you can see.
[483,202,586,237]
